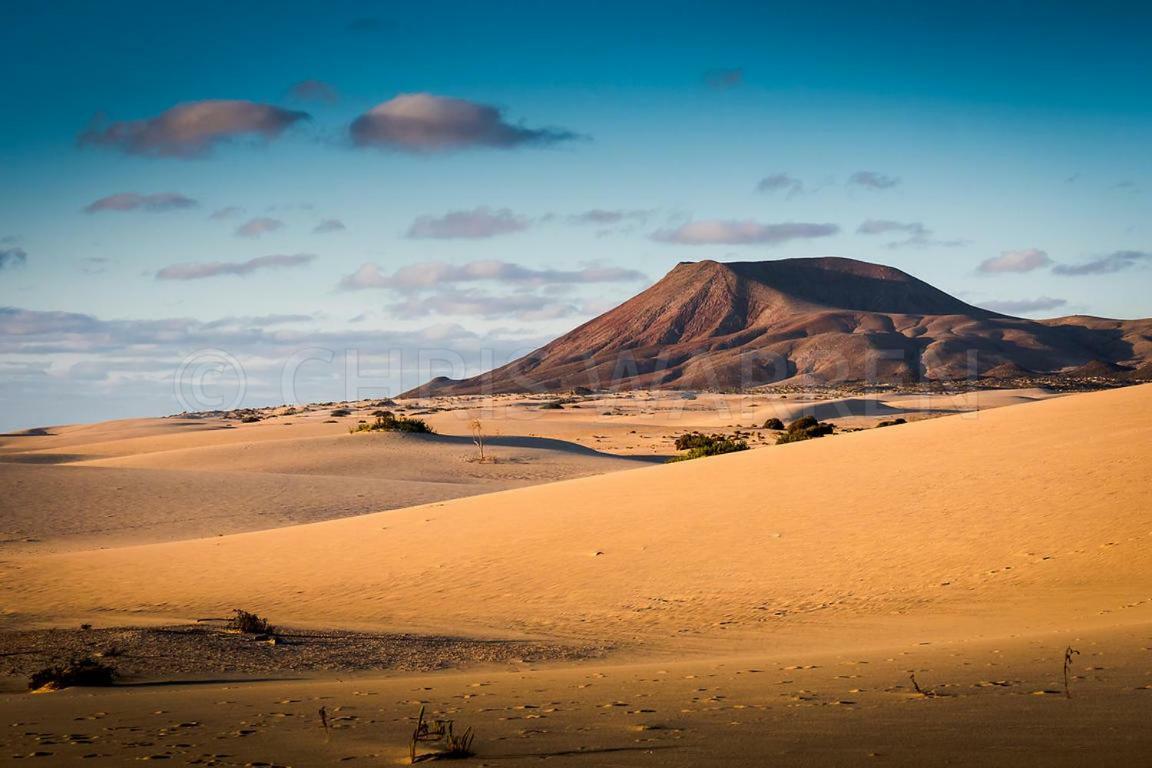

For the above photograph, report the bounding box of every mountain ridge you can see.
[403,257,1152,396]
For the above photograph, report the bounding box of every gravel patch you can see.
[0,623,610,684]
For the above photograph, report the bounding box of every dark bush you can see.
[876,418,907,428]
[28,657,116,691]
[228,608,276,636]
[240,415,261,423]
[786,416,819,433]
[330,408,352,417]
[668,432,749,462]
[763,417,785,430]
[352,413,434,434]
[776,417,835,444]
[539,401,564,410]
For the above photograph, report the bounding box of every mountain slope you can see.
[405,257,1152,395]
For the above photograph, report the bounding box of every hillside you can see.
[404,257,1152,395]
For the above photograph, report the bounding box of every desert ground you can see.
[2,385,1151,766]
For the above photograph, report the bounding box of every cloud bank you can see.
[288,79,339,104]
[406,208,530,239]
[1053,250,1150,276]
[84,192,198,213]
[978,248,1052,274]
[756,173,804,197]
[339,259,646,291]
[848,170,901,190]
[235,217,285,238]
[78,100,309,158]
[350,93,578,152]
[856,219,965,249]
[156,253,315,280]
[651,220,839,245]
[982,296,1068,314]
[313,218,346,234]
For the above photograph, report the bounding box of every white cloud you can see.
[651,219,838,245]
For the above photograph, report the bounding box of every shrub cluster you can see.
[351,411,434,434]
[28,657,116,691]
[330,408,352,417]
[775,416,835,444]
[876,417,907,428]
[668,432,750,462]
[228,608,276,636]
[762,417,785,430]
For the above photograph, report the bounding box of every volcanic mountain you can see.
[404,257,1152,395]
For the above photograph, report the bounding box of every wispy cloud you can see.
[339,259,646,291]
[978,248,1052,274]
[83,192,198,213]
[80,256,110,275]
[566,209,651,225]
[651,219,839,245]
[78,100,309,158]
[1053,250,1151,276]
[350,93,579,152]
[209,206,244,220]
[856,219,965,249]
[388,288,586,321]
[156,253,315,280]
[848,170,901,190]
[235,217,284,238]
[288,79,339,104]
[704,68,744,89]
[982,296,1068,315]
[0,248,27,271]
[313,218,346,234]
[756,173,804,198]
[406,207,530,239]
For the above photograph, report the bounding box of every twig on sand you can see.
[1064,646,1081,699]
[319,705,331,741]
[909,672,939,698]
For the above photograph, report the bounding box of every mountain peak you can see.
[401,256,1152,396]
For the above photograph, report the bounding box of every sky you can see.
[1,0,1150,430]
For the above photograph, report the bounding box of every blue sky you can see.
[1,1,1150,429]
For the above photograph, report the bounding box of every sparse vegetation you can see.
[762,417,784,430]
[330,408,352,417]
[28,657,116,691]
[539,400,564,409]
[775,416,835,444]
[227,609,276,636]
[470,419,493,463]
[351,412,434,434]
[667,432,750,462]
[240,415,261,423]
[876,417,907,428]
[410,705,476,763]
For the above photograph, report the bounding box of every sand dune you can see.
[4,385,1149,655]
[0,420,649,553]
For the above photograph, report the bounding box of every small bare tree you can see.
[471,419,487,463]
